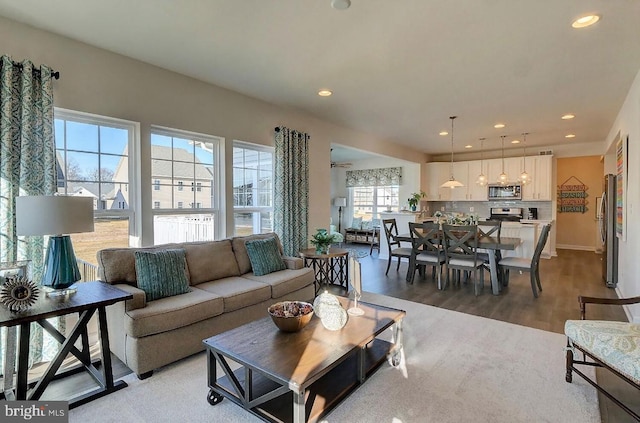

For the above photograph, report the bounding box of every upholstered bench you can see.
[564,295,640,420]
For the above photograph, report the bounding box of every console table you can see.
[0,281,132,408]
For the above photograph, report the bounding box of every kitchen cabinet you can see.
[449,162,469,201]
[425,162,451,201]
[500,222,536,259]
[521,219,554,258]
[466,161,488,201]
[522,155,553,201]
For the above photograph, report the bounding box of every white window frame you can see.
[350,185,400,219]
[54,108,140,244]
[150,125,223,243]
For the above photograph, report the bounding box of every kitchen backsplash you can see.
[423,200,553,221]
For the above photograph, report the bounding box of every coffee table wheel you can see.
[207,389,224,405]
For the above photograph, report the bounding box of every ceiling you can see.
[1,0,639,156]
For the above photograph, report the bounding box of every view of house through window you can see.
[233,142,274,235]
[351,186,399,220]
[55,109,136,267]
[151,128,221,244]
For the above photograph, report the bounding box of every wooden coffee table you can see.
[203,296,405,423]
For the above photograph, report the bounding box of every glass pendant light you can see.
[476,137,487,186]
[519,132,531,185]
[498,135,508,185]
[441,116,464,188]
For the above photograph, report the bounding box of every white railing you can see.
[154,215,216,244]
[77,259,99,282]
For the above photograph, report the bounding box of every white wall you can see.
[0,16,427,245]
[603,68,640,321]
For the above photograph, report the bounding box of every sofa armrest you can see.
[283,256,304,270]
[112,283,147,311]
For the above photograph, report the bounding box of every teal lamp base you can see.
[42,235,81,291]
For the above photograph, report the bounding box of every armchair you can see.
[565,295,640,420]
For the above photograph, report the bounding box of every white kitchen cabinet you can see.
[500,222,536,259]
[466,160,488,201]
[425,162,451,201]
[449,162,469,201]
[522,155,553,201]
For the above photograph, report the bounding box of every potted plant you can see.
[310,229,336,254]
[407,191,425,212]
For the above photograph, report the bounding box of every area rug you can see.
[69,293,599,423]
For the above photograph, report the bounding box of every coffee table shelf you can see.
[203,297,405,423]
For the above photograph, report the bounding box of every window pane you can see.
[195,141,214,165]
[152,159,172,182]
[233,211,272,236]
[151,134,172,152]
[55,119,65,149]
[154,214,216,244]
[65,151,99,182]
[66,121,99,153]
[100,126,128,155]
[174,161,194,182]
[174,185,193,208]
[195,185,213,208]
[71,217,129,266]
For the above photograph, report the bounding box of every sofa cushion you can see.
[197,277,271,313]
[97,243,184,285]
[232,233,283,275]
[124,287,224,338]
[565,319,640,385]
[243,268,314,298]
[182,240,240,285]
[135,249,191,302]
[245,237,287,276]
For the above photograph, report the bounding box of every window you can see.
[151,127,221,244]
[154,201,160,209]
[55,108,138,267]
[233,142,274,235]
[154,180,160,190]
[351,186,399,220]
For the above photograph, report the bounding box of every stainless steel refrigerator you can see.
[599,174,618,288]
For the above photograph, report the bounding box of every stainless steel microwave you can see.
[488,184,522,200]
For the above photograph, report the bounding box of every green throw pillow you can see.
[245,237,287,276]
[135,249,190,301]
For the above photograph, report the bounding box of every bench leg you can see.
[565,346,573,383]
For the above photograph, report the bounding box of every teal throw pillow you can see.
[135,249,190,301]
[350,217,363,229]
[245,237,287,276]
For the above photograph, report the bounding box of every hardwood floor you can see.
[25,246,638,422]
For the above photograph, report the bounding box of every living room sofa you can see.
[97,233,315,378]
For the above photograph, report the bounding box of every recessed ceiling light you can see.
[494,123,506,129]
[572,14,600,28]
[465,144,473,149]
[511,140,520,144]
[318,89,332,97]
[331,0,351,10]
[565,134,576,138]
[439,131,448,136]
[562,114,575,120]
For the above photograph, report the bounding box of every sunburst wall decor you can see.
[1,277,39,312]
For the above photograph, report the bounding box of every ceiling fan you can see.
[331,161,352,168]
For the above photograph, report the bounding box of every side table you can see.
[299,248,349,294]
[0,281,132,408]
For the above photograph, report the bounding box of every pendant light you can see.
[476,137,487,186]
[519,132,531,185]
[441,116,464,188]
[498,135,508,185]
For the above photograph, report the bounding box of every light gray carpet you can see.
[70,293,599,422]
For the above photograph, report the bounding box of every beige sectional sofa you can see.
[97,233,315,378]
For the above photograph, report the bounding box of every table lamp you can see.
[16,196,94,292]
[333,197,347,233]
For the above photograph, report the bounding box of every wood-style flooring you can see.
[25,246,638,422]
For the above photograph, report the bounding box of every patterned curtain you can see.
[346,167,402,187]
[273,126,309,256]
[0,55,57,383]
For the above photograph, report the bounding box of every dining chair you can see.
[382,218,412,275]
[407,222,445,288]
[498,224,551,298]
[442,224,485,295]
[476,220,502,273]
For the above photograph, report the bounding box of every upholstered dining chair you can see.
[382,218,412,275]
[498,224,551,298]
[442,224,485,295]
[407,222,445,288]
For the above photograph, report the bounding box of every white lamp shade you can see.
[16,196,95,236]
[333,197,347,207]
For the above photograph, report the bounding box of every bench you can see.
[345,227,380,254]
[564,295,640,420]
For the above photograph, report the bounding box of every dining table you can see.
[395,231,521,295]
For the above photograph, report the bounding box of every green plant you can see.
[407,191,426,208]
[310,229,336,251]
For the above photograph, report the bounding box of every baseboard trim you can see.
[556,244,596,251]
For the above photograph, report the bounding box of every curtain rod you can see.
[1,60,60,80]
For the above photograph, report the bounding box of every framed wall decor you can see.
[615,135,627,240]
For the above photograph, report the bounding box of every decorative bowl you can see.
[268,301,314,332]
